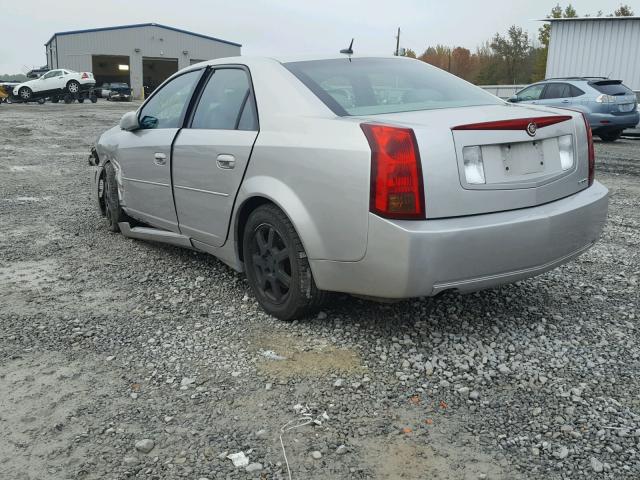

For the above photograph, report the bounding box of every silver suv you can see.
[509,77,639,142]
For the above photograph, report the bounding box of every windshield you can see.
[284,57,502,116]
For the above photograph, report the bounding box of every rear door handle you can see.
[154,152,167,165]
[217,154,235,169]
[561,99,570,103]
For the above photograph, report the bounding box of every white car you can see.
[13,69,95,101]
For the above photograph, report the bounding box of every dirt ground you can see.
[1,101,639,480]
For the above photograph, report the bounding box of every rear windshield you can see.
[590,80,634,96]
[284,58,502,116]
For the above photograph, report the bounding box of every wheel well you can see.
[98,162,108,215]
[236,196,274,262]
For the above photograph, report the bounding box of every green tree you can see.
[491,26,532,84]
[615,4,634,15]
[538,4,563,49]
[402,48,417,58]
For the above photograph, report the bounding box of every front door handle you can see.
[217,154,235,169]
[154,152,166,165]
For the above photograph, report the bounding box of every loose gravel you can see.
[1,101,639,480]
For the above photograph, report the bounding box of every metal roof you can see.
[45,23,241,47]
[539,16,640,22]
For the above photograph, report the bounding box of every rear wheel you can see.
[63,94,73,104]
[90,95,97,103]
[103,162,131,232]
[78,97,85,103]
[66,80,80,94]
[243,204,326,320]
[18,87,32,100]
[599,130,622,142]
[37,98,45,104]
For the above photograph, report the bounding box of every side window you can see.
[517,84,544,101]
[570,85,585,97]
[42,70,59,79]
[543,83,571,99]
[237,93,258,131]
[139,70,201,129]
[191,69,254,130]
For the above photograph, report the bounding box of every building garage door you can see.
[92,55,131,88]
[143,57,179,96]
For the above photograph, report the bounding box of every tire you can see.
[18,87,32,100]
[66,80,80,94]
[243,204,326,320]
[90,95,97,103]
[51,96,59,103]
[63,94,73,104]
[599,130,622,142]
[37,98,45,104]
[78,97,85,103]
[103,162,131,232]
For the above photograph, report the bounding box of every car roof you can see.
[188,54,406,69]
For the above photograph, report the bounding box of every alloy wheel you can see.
[250,223,292,304]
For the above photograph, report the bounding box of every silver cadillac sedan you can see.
[91,56,609,320]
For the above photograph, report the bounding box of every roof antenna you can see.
[340,38,354,56]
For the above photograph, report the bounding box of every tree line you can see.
[403,3,635,85]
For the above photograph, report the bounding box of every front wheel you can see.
[103,162,131,232]
[599,130,622,142]
[243,204,326,320]
[18,87,32,100]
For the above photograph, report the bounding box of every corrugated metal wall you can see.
[546,19,640,91]
[48,25,240,98]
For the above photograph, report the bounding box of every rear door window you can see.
[542,83,571,99]
[190,68,256,130]
[284,58,501,116]
[590,80,634,96]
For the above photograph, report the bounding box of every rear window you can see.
[284,58,502,116]
[590,80,634,96]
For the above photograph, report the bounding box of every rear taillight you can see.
[81,72,89,79]
[579,112,595,186]
[361,124,425,220]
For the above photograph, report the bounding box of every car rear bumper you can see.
[310,181,609,298]
[587,111,639,131]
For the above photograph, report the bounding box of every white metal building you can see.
[45,23,241,99]
[544,16,640,93]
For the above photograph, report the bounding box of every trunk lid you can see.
[356,104,590,218]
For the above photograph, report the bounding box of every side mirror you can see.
[507,95,519,103]
[120,111,139,131]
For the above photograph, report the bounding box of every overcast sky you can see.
[1,0,637,74]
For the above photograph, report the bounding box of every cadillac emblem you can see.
[526,122,537,137]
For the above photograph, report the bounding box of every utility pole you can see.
[395,27,400,56]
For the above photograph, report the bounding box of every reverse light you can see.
[558,135,574,171]
[462,146,486,184]
[361,124,425,219]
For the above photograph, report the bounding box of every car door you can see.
[537,82,573,107]
[172,67,259,247]
[514,83,545,104]
[37,70,61,93]
[116,69,203,232]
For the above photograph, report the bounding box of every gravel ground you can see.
[1,101,639,480]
